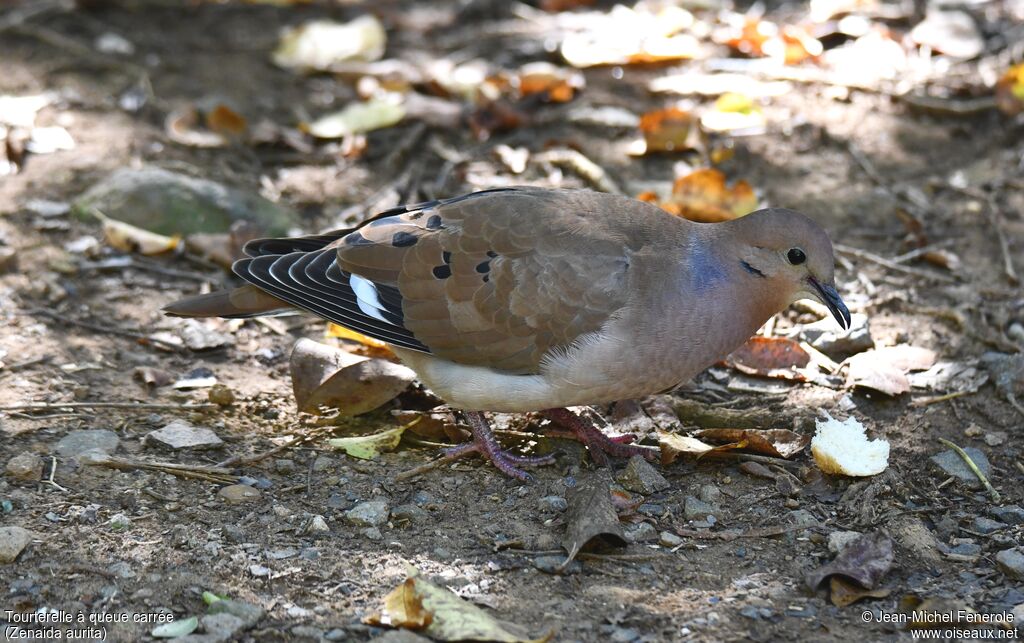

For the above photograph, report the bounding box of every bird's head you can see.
[726,208,851,330]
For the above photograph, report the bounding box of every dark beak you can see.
[809,278,851,330]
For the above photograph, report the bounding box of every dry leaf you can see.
[326,322,390,349]
[561,5,700,68]
[649,168,758,223]
[726,336,810,378]
[563,471,627,566]
[516,62,583,103]
[540,0,594,10]
[367,568,547,642]
[327,424,408,460]
[700,92,766,133]
[996,63,1024,116]
[806,531,894,592]
[846,345,937,395]
[290,338,415,415]
[304,98,405,139]
[721,17,822,64]
[828,576,892,607]
[695,428,810,459]
[166,103,247,148]
[97,211,180,255]
[633,107,703,155]
[658,430,716,464]
[272,16,386,71]
[206,104,247,137]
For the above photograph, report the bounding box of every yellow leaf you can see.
[325,323,388,348]
[667,168,758,222]
[326,423,409,460]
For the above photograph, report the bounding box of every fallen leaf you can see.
[995,63,1024,116]
[806,531,894,592]
[921,248,961,271]
[327,423,408,459]
[166,102,247,148]
[561,5,700,68]
[725,336,810,378]
[516,62,584,103]
[700,92,766,133]
[910,10,983,59]
[657,430,716,464]
[828,576,892,607]
[272,16,386,71]
[634,107,703,155]
[367,567,548,642]
[469,99,526,140]
[650,168,758,223]
[393,410,464,442]
[695,428,810,459]
[846,345,936,395]
[96,211,181,256]
[151,616,198,638]
[290,338,416,415]
[720,16,822,64]
[132,366,173,388]
[562,471,627,566]
[325,322,390,350]
[540,0,594,10]
[304,98,405,139]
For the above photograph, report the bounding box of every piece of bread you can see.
[811,411,889,476]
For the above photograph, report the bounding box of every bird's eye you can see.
[787,248,806,265]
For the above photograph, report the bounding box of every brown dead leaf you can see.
[540,0,594,10]
[648,168,758,223]
[563,471,627,567]
[659,430,725,464]
[807,531,894,594]
[206,104,247,137]
[828,576,892,607]
[290,338,415,415]
[721,17,822,65]
[516,63,583,103]
[97,212,181,256]
[695,428,810,459]
[375,578,431,629]
[996,63,1024,116]
[469,99,525,140]
[921,249,961,271]
[393,410,465,442]
[726,336,810,377]
[846,345,937,396]
[636,107,702,154]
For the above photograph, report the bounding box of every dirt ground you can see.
[1,1,1023,642]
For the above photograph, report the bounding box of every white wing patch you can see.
[349,274,388,323]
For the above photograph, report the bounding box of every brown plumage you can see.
[165,187,850,479]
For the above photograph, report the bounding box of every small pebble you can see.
[828,531,862,554]
[535,555,580,575]
[616,455,670,494]
[208,384,236,406]
[5,452,42,481]
[218,484,261,505]
[995,549,1024,580]
[345,501,389,527]
[990,505,1024,525]
[624,522,657,543]
[659,531,683,547]
[108,513,132,531]
[538,496,568,512]
[0,526,32,563]
[55,429,120,458]
[306,515,330,534]
[683,496,716,521]
[361,527,383,540]
[391,503,430,524]
[973,517,1007,534]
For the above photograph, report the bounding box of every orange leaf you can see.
[668,168,757,222]
[695,428,810,459]
[996,63,1024,116]
[366,578,432,629]
[726,336,810,374]
[206,104,247,137]
[639,107,700,153]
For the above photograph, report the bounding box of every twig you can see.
[215,426,337,468]
[833,244,956,283]
[80,256,217,283]
[44,456,68,493]
[88,456,237,484]
[0,401,217,412]
[393,449,472,482]
[533,149,624,195]
[697,450,803,469]
[909,390,977,407]
[890,239,956,265]
[937,438,1000,502]
[26,308,188,353]
[0,354,51,372]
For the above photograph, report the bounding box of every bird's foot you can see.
[542,407,659,466]
[444,411,556,481]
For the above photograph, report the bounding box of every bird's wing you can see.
[238,187,654,373]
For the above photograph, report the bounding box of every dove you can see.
[165,187,850,479]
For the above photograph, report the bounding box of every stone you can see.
[148,420,223,450]
[538,496,568,512]
[108,513,132,531]
[683,496,717,521]
[207,384,235,406]
[207,599,265,629]
[201,613,245,642]
[391,503,430,524]
[738,461,775,479]
[827,531,862,554]
[218,485,260,504]
[616,455,670,494]
[659,531,683,547]
[930,448,991,488]
[996,549,1024,580]
[624,522,657,543]
[0,526,32,563]
[950,542,982,557]
[787,510,820,529]
[55,429,120,457]
[345,500,389,527]
[5,452,42,481]
[699,484,722,504]
[991,505,1024,525]
[306,515,330,534]
[800,313,873,355]
[360,527,383,540]
[535,555,581,575]
[974,517,1007,534]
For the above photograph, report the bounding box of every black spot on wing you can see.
[475,260,490,274]
[432,264,452,279]
[343,231,374,247]
[426,214,443,230]
[391,231,418,247]
[442,251,452,264]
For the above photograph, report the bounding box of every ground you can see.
[1,1,1023,642]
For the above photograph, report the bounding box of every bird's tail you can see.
[163,284,291,319]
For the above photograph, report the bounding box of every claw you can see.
[543,408,659,465]
[444,411,557,480]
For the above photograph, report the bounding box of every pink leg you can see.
[443,411,556,481]
[542,408,658,466]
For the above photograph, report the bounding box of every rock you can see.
[930,448,990,488]
[148,420,223,450]
[950,542,982,557]
[291,626,325,640]
[738,461,775,479]
[538,496,568,512]
[391,503,430,524]
[787,510,820,529]
[984,431,1007,446]
[306,515,330,534]
[991,505,1024,525]
[5,452,42,481]
[800,313,873,356]
[360,527,383,540]
[345,500,389,527]
[274,459,297,474]
[616,455,670,494]
[683,496,717,521]
[974,517,1007,534]
[108,513,132,531]
[207,599,265,629]
[55,429,120,457]
[218,485,260,505]
[535,555,581,575]
[624,522,657,543]
[0,526,32,563]
[827,531,863,554]
[891,518,942,564]
[659,531,683,547]
[179,320,232,351]
[207,384,235,406]
[201,613,245,642]
[996,549,1024,580]
[699,484,722,504]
